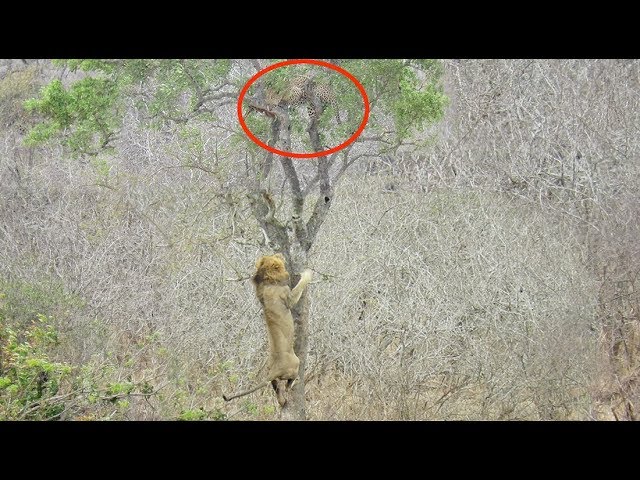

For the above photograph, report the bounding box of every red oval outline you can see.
[237,59,370,159]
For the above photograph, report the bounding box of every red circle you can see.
[237,59,370,159]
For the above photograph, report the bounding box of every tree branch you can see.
[250,59,263,73]
[303,96,335,247]
[280,156,308,250]
[301,152,340,196]
[246,115,290,252]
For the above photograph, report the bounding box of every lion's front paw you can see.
[300,269,313,283]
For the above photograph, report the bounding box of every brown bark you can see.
[281,261,310,420]
[246,80,337,419]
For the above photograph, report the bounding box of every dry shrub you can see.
[307,177,598,419]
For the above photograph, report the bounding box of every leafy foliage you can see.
[0,314,72,420]
[341,59,448,142]
[0,280,156,420]
[24,59,447,156]
[24,77,119,155]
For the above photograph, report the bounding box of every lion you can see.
[223,253,313,407]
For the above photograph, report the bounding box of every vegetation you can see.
[0,59,637,420]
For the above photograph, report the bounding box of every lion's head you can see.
[252,253,289,285]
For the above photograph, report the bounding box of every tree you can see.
[24,58,448,419]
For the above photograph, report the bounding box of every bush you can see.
[0,65,39,129]
[308,178,598,419]
[0,287,157,420]
[0,314,73,420]
[0,278,83,329]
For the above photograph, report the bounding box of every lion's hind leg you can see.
[272,379,287,407]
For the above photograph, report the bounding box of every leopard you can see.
[285,74,342,124]
[245,73,342,125]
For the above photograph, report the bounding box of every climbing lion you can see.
[223,253,313,407]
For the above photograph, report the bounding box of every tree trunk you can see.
[279,87,330,420]
[281,249,310,420]
[245,77,335,420]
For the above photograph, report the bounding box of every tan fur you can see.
[222,253,312,407]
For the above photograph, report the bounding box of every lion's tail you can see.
[222,380,272,402]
